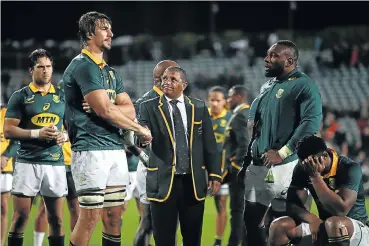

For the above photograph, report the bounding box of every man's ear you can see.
[182,81,188,90]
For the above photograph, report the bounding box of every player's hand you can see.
[309,216,323,243]
[137,126,152,146]
[302,155,325,178]
[39,125,59,141]
[208,180,221,196]
[1,156,9,170]
[55,132,66,146]
[262,149,283,167]
[122,130,135,147]
[82,100,92,113]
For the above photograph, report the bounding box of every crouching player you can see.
[268,135,369,246]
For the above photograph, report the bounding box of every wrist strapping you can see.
[63,132,68,142]
[278,145,293,160]
[30,129,40,139]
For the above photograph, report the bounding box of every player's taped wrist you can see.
[30,129,40,139]
[278,145,293,160]
[63,132,69,142]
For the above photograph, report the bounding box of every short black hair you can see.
[164,66,188,84]
[208,86,227,99]
[28,49,53,71]
[276,40,299,61]
[296,135,328,160]
[229,85,248,100]
[78,11,112,48]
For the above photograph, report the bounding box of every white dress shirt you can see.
[165,94,188,145]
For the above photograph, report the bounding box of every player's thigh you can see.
[106,149,130,188]
[0,173,13,193]
[347,218,369,246]
[66,170,78,201]
[126,171,138,201]
[244,164,271,206]
[11,163,43,197]
[41,165,68,198]
[71,150,112,193]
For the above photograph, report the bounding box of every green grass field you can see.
[5,197,369,246]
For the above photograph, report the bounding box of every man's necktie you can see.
[169,100,190,174]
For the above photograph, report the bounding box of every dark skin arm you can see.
[287,187,323,242]
[303,156,358,216]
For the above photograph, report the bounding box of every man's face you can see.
[31,57,53,85]
[90,19,113,51]
[208,91,226,115]
[264,44,286,77]
[162,70,186,99]
[227,89,239,110]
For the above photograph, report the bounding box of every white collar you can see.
[165,94,185,103]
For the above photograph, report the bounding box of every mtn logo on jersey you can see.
[31,113,60,126]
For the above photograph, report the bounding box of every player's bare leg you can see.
[100,185,126,246]
[43,196,65,246]
[268,216,302,246]
[1,192,10,246]
[214,195,228,246]
[66,196,80,231]
[8,196,33,246]
[34,200,48,246]
[325,216,354,246]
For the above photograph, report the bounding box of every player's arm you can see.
[114,70,135,120]
[115,92,136,120]
[287,165,321,224]
[310,161,360,216]
[202,104,222,183]
[4,92,58,140]
[73,63,148,136]
[232,111,249,166]
[279,82,323,159]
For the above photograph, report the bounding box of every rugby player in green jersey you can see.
[207,86,232,246]
[4,49,68,246]
[62,12,151,246]
[268,135,369,246]
[240,40,323,246]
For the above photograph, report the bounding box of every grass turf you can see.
[5,196,369,245]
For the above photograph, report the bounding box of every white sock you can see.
[33,231,45,246]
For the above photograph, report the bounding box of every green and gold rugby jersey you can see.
[208,108,232,152]
[290,149,368,223]
[5,83,64,165]
[62,49,125,151]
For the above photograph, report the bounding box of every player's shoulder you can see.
[291,70,316,86]
[139,95,160,107]
[67,54,98,74]
[187,96,205,107]
[11,85,29,97]
[338,156,362,170]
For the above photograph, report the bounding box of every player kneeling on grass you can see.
[268,135,369,246]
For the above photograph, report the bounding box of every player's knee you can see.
[13,208,30,226]
[269,217,296,239]
[103,187,127,208]
[47,214,63,230]
[102,207,122,229]
[78,191,105,209]
[324,216,349,237]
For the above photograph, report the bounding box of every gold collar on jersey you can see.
[82,49,107,69]
[153,86,164,96]
[29,82,56,96]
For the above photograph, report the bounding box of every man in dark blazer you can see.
[139,66,222,246]
[133,60,179,246]
[222,85,250,246]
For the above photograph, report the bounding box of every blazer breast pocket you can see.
[194,120,202,135]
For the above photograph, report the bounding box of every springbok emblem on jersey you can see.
[276,89,284,99]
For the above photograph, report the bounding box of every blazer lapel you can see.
[157,95,175,147]
[185,96,194,150]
